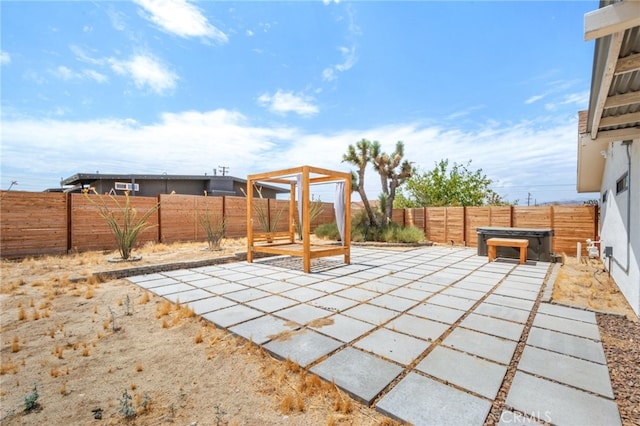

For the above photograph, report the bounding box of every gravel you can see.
[597,313,640,426]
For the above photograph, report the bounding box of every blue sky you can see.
[1,0,599,204]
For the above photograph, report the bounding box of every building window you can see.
[616,172,628,195]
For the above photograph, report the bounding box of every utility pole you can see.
[218,166,229,176]
[527,192,531,206]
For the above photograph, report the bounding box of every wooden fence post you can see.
[157,194,162,243]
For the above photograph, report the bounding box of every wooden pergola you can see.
[246,165,351,273]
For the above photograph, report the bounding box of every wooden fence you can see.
[395,205,599,256]
[0,191,597,258]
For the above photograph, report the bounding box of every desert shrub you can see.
[24,383,39,412]
[395,225,425,243]
[199,205,226,250]
[382,224,425,243]
[314,223,341,240]
[83,190,159,260]
[315,218,424,244]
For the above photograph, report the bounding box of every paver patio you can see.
[127,246,622,425]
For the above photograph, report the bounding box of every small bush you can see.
[24,383,39,412]
[314,222,341,240]
[395,225,425,243]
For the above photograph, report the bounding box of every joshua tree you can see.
[343,139,380,227]
[371,141,414,223]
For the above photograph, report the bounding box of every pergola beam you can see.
[585,1,640,41]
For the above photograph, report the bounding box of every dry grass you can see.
[11,335,20,353]
[0,239,398,425]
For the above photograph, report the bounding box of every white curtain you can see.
[296,174,303,239]
[334,182,345,245]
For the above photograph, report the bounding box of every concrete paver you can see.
[311,347,404,405]
[309,313,376,342]
[126,246,621,426]
[473,302,530,324]
[377,372,493,425]
[229,315,296,344]
[386,314,449,342]
[526,326,606,364]
[533,313,601,340]
[506,371,621,426]
[275,304,330,325]
[416,346,507,399]
[263,329,342,368]
[186,296,236,314]
[342,303,398,325]
[460,313,525,341]
[409,302,465,324]
[442,327,517,365]
[518,345,614,398]
[536,303,596,323]
[354,328,430,365]
[202,304,263,328]
[369,293,418,311]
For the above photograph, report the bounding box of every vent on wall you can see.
[114,182,139,191]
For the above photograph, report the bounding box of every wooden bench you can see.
[487,238,529,264]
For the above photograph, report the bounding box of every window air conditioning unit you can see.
[114,182,140,191]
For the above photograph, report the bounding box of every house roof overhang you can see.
[577,0,640,193]
[60,173,289,194]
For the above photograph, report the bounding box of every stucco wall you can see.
[600,139,640,317]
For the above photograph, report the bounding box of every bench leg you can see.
[519,247,526,264]
[488,245,496,262]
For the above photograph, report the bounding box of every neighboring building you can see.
[59,173,289,199]
[577,0,640,317]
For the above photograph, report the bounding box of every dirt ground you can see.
[0,240,398,425]
[1,241,638,425]
[551,253,637,321]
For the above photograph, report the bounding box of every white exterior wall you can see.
[599,139,640,317]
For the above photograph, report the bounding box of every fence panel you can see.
[465,207,491,247]
[0,191,68,257]
[69,193,159,252]
[225,196,248,238]
[404,208,425,230]
[159,195,225,243]
[512,206,552,229]
[552,205,598,255]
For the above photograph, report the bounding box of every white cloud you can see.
[1,108,585,203]
[0,50,10,65]
[525,94,545,104]
[246,29,254,37]
[107,5,127,31]
[322,44,357,81]
[134,0,228,43]
[83,69,108,83]
[109,54,178,95]
[50,65,108,84]
[258,90,319,117]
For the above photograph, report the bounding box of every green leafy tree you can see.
[396,159,508,207]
